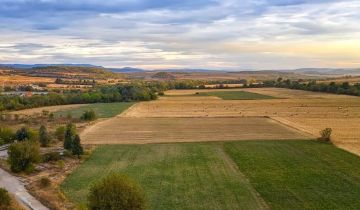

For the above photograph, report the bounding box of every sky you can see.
[0,0,359,70]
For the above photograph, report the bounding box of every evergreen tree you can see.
[71,134,83,158]
[64,123,76,150]
[39,125,50,147]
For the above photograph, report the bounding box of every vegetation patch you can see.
[54,102,134,119]
[61,143,266,210]
[224,140,360,210]
[198,91,276,100]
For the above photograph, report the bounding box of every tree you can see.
[87,173,145,210]
[71,135,83,158]
[64,123,76,150]
[55,126,66,141]
[0,188,11,209]
[8,141,41,173]
[39,125,50,147]
[15,127,36,141]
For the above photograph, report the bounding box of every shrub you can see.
[87,173,145,210]
[0,188,11,208]
[15,127,37,141]
[64,123,76,150]
[81,110,97,121]
[8,141,41,173]
[39,177,51,188]
[55,126,66,141]
[0,127,15,144]
[39,125,51,147]
[43,152,61,162]
[71,135,83,158]
[319,128,332,142]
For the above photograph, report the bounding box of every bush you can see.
[319,128,332,142]
[39,177,51,188]
[64,123,76,150]
[0,188,11,208]
[71,135,83,158]
[8,141,41,173]
[43,152,61,162]
[15,127,37,141]
[81,110,97,121]
[55,126,66,141]
[0,127,15,144]
[39,125,51,147]
[87,173,145,210]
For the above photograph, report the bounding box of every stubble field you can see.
[118,88,360,155]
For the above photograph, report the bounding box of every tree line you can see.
[260,78,360,96]
[0,83,157,111]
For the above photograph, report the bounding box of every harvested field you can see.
[165,88,358,99]
[10,104,87,116]
[273,117,360,155]
[81,117,312,144]
[0,75,54,85]
[122,98,360,118]
[121,88,360,155]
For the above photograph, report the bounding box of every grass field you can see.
[61,143,267,210]
[197,91,276,100]
[61,141,360,210]
[54,102,134,118]
[225,141,360,210]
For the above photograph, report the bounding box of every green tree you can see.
[64,123,76,150]
[8,141,41,173]
[39,125,50,147]
[87,173,145,210]
[55,126,66,141]
[71,135,83,158]
[15,127,37,141]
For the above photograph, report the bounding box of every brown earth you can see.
[0,75,55,85]
[81,117,312,144]
[119,88,360,155]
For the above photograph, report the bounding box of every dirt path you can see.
[0,168,49,210]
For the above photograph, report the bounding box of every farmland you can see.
[197,91,276,100]
[81,117,310,144]
[225,141,360,210]
[62,141,360,210]
[54,102,134,118]
[119,88,360,155]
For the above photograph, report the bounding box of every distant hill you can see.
[0,64,102,69]
[108,67,146,73]
[151,72,176,79]
[292,68,360,75]
[21,66,119,79]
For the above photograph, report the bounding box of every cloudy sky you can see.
[0,0,359,70]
